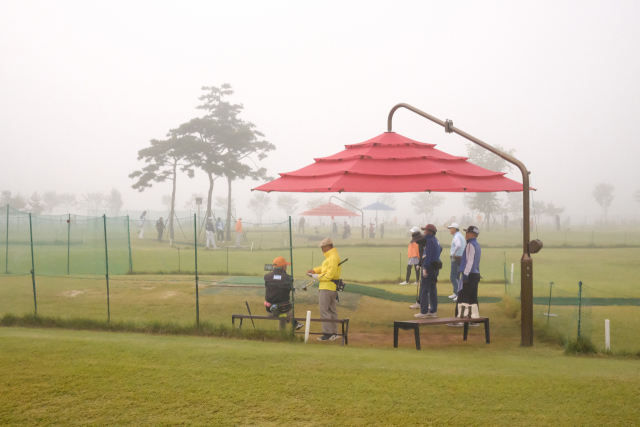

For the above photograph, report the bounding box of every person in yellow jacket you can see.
[306,237,341,341]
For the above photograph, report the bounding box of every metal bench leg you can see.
[341,321,345,347]
[463,322,468,341]
[394,323,399,348]
[345,321,349,345]
[484,319,490,344]
[414,325,421,350]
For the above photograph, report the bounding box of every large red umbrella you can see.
[298,202,360,217]
[253,132,524,193]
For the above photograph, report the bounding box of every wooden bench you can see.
[231,314,349,346]
[394,317,490,350]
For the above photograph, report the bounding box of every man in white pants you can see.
[138,211,147,239]
[205,217,217,249]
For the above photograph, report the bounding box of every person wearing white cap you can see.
[205,217,217,249]
[447,223,465,301]
[306,237,342,341]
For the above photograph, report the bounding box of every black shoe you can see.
[317,334,333,341]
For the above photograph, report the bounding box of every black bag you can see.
[429,260,443,270]
[332,279,345,292]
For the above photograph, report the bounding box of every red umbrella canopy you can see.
[298,202,360,217]
[253,132,525,193]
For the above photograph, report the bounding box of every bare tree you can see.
[80,191,105,213]
[248,193,271,224]
[306,197,326,210]
[161,194,172,211]
[277,194,299,217]
[105,188,123,216]
[215,196,234,211]
[42,191,60,214]
[184,192,205,210]
[592,183,614,221]
[59,193,76,213]
[412,193,445,222]
[343,195,362,210]
[504,192,522,221]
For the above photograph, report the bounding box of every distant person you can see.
[342,221,351,239]
[399,227,421,285]
[307,238,342,341]
[235,218,243,247]
[298,216,305,234]
[555,214,561,231]
[448,225,482,327]
[503,214,508,228]
[415,224,442,319]
[138,211,147,239]
[156,217,165,242]
[446,223,465,301]
[331,216,338,236]
[264,256,303,331]
[205,217,216,249]
[369,222,375,238]
[380,223,385,238]
[215,217,224,242]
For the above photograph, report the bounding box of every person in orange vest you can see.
[235,218,243,247]
[399,227,421,285]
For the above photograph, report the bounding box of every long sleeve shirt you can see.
[312,247,342,291]
[450,232,465,257]
[422,234,442,269]
[459,237,481,281]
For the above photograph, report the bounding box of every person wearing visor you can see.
[307,238,342,341]
[264,256,302,331]
[449,225,482,327]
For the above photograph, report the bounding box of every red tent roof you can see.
[253,132,525,193]
[298,202,360,217]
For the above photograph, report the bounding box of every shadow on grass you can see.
[0,313,302,344]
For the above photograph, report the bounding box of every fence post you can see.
[226,246,229,275]
[5,204,9,274]
[67,214,71,275]
[194,214,199,326]
[103,215,110,322]
[289,216,295,331]
[503,252,507,293]
[29,213,37,315]
[126,215,133,273]
[547,282,554,322]
[577,281,582,338]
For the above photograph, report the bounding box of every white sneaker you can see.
[399,281,408,285]
[448,294,457,299]
[452,296,458,302]
[412,282,418,285]
[426,312,437,318]
[414,313,430,318]
[328,334,340,341]
[409,303,421,309]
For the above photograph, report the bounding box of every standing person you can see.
[235,217,243,247]
[138,211,147,239]
[205,217,217,249]
[399,228,421,285]
[415,224,442,319]
[449,225,482,327]
[369,222,375,238]
[264,256,303,331]
[156,217,165,242]
[331,216,338,236]
[380,223,385,238]
[215,217,224,242]
[447,223,465,301]
[306,238,341,341]
[298,216,305,234]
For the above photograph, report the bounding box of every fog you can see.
[1,1,639,224]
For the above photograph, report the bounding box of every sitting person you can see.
[264,256,303,331]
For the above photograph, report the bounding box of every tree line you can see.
[0,189,123,216]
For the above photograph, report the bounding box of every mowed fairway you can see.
[1,327,639,426]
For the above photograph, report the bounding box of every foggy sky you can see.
[1,1,639,222]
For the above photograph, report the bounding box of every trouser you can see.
[299,224,305,234]
[456,272,480,318]
[139,228,145,239]
[419,267,439,314]
[319,289,338,335]
[236,232,242,247]
[406,264,419,283]
[157,229,164,241]
[206,230,216,248]
[216,229,224,241]
[450,258,461,295]
[269,309,293,331]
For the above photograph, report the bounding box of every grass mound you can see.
[564,336,597,355]
[0,313,301,343]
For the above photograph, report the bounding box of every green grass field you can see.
[1,327,639,426]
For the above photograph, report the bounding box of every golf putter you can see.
[303,258,349,291]
[245,301,256,329]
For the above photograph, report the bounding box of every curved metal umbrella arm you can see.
[328,196,365,239]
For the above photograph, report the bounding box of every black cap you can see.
[464,225,480,235]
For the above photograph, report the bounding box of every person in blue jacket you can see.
[455,225,482,323]
[415,224,442,318]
